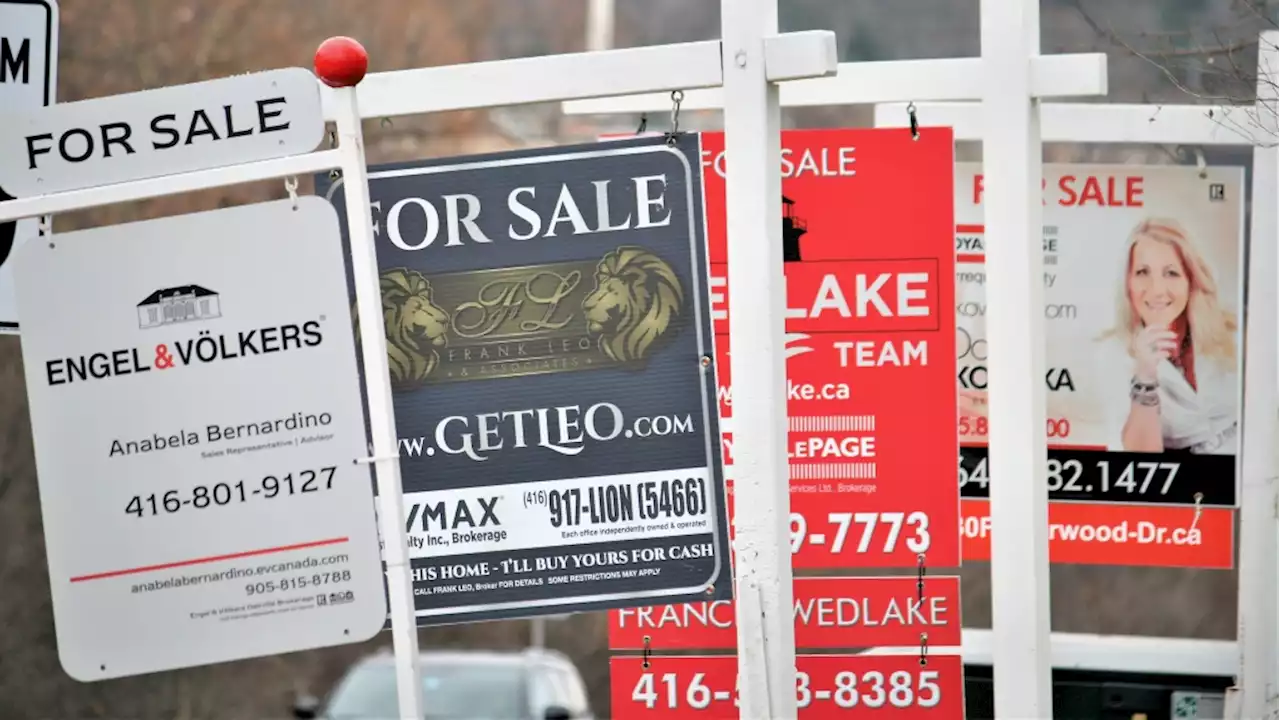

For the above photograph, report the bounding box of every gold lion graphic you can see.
[359,268,451,387]
[582,246,685,363]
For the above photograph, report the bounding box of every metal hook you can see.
[380,117,393,130]
[635,113,649,135]
[1194,148,1207,179]
[641,635,652,669]
[664,90,684,146]
[284,176,299,211]
[326,128,342,180]
[37,214,51,237]
[1190,492,1203,531]
[919,632,929,667]
[916,553,926,603]
[907,102,920,141]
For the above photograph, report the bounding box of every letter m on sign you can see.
[0,38,30,84]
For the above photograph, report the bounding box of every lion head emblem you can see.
[582,246,684,363]
[361,268,451,388]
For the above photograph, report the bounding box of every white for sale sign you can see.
[13,197,385,680]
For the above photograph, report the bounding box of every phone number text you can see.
[959,448,1234,506]
[246,570,352,596]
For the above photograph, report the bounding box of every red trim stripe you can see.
[69,537,350,583]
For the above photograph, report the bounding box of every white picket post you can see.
[1236,30,1278,720]
[719,1,799,717]
[977,1,1056,716]
[318,43,427,720]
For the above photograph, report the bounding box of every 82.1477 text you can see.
[125,466,338,518]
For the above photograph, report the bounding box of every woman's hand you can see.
[1132,326,1178,383]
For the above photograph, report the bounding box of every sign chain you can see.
[906,102,920,141]
[916,552,927,604]
[664,90,685,146]
[328,128,341,180]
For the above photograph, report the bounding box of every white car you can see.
[294,647,595,720]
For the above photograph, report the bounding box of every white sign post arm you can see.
[720,2,800,718]
[560,53,1107,114]
[980,0,1054,716]
[0,149,343,221]
[874,101,1274,146]
[315,39,425,720]
[1235,30,1278,720]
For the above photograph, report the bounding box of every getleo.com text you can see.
[396,402,697,462]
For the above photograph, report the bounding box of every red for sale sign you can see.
[609,576,961,651]
[611,654,965,719]
[702,129,960,569]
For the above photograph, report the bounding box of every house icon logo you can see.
[137,285,222,329]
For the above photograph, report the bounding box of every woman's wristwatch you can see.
[1130,377,1160,406]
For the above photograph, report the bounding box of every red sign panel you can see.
[721,483,958,570]
[609,576,961,651]
[702,128,960,569]
[611,654,965,719]
[961,499,1234,568]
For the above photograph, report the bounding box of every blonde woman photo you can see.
[1096,218,1239,455]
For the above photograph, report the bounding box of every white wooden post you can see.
[874,30,1279,718]
[317,41,427,720]
[978,2,1055,716]
[584,0,614,52]
[719,2,797,717]
[530,616,546,649]
[1236,30,1278,720]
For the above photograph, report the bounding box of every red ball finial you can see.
[314,36,368,88]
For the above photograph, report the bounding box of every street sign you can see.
[12,197,386,680]
[318,135,732,624]
[703,128,961,569]
[0,0,59,334]
[0,0,55,107]
[953,163,1244,569]
[0,66,324,197]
